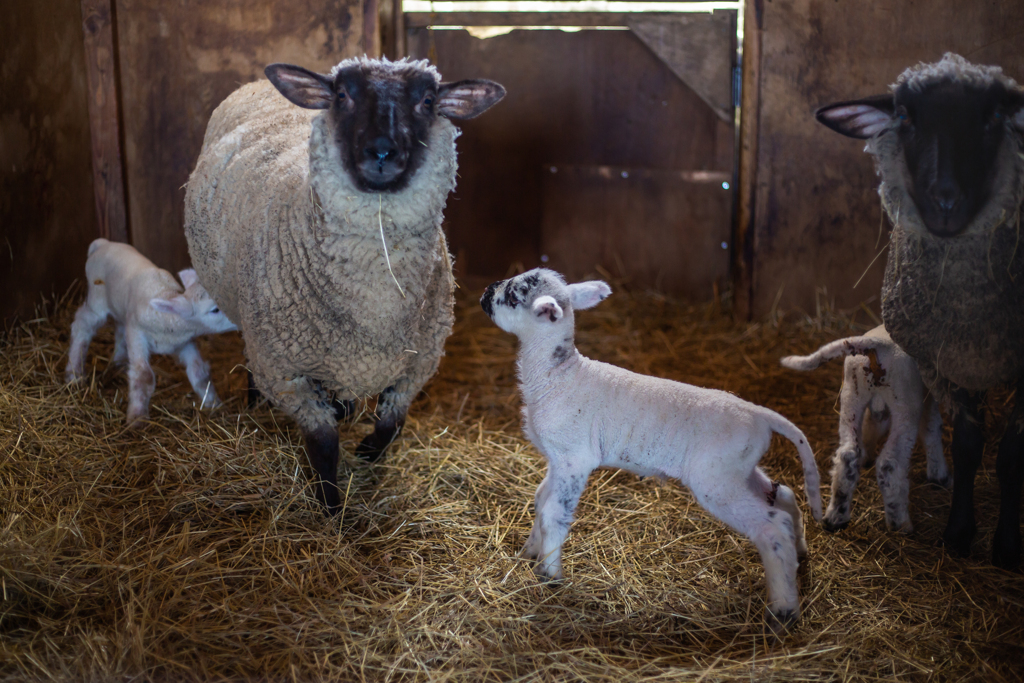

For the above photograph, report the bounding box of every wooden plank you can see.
[379,0,405,58]
[749,0,1024,318]
[1,0,99,324]
[628,11,735,122]
[363,0,381,57]
[541,164,732,296]
[406,27,733,288]
[81,0,128,243]
[406,12,642,27]
[113,0,364,274]
[731,0,760,321]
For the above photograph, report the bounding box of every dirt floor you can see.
[2,281,1023,681]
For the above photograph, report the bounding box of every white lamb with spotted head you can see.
[481,268,823,631]
[781,325,950,534]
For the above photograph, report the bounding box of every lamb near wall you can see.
[481,268,822,632]
[817,53,1024,568]
[65,238,237,425]
[184,57,504,513]
[781,325,950,534]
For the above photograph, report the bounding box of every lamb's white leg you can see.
[530,463,590,582]
[521,471,553,562]
[920,397,952,488]
[125,329,155,426]
[873,409,918,533]
[112,324,128,365]
[177,342,221,409]
[823,372,873,532]
[764,473,808,559]
[66,303,108,382]
[700,473,801,629]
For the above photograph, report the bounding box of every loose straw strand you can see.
[378,194,406,298]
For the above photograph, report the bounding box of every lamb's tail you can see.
[764,411,823,522]
[87,238,109,257]
[780,335,890,372]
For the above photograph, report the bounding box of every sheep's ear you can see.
[437,80,506,120]
[532,295,563,323]
[177,268,199,289]
[150,295,193,318]
[816,95,895,139]
[567,281,611,310]
[265,64,334,110]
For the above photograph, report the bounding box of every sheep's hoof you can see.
[765,608,799,636]
[928,474,954,490]
[820,516,849,533]
[991,523,1021,571]
[942,519,976,558]
[355,422,402,462]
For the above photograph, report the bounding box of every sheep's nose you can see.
[929,182,961,215]
[365,137,398,167]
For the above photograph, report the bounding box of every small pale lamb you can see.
[781,325,950,534]
[65,238,237,425]
[481,268,823,630]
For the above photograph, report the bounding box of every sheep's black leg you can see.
[992,384,1024,570]
[943,389,985,558]
[331,398,355,422]
[303,424,341,514]
[247,369,262,408]
[355,414,404,462]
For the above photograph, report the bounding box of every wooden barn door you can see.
[406,8,736,299]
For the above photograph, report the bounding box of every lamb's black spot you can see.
[521,273,540,290]
[767,481,780,506]
[768,510,777,518]
[772,542,782,554]
[552,345,570,365]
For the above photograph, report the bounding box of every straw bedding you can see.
[2,282,1022,681]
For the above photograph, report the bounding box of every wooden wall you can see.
[738,0,1024,319]
[1,0,98,326]
[115,0,366,273]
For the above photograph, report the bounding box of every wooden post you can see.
[363,0,381,57]
[81,0,129,243]
[732,0,762,321]
[379,0,405,60]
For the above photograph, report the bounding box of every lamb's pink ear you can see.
[178,268,199,289]
[567,281,611,310]
[265,63,334,110]
[437,80,506,120]
[532,295,563,323]
[150,295,193,318]
[815,95,895,139]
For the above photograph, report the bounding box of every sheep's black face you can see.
[265,60,506,194]
[330,65,438,192]
[894,80,1024,237]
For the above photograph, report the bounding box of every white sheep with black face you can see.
[781,325,950,534]
[184,57,504,513]
[481,268,823,631]
[817,53,1024,568]
[65,238,237,426]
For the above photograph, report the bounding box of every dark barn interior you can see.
[3,1,1024,680]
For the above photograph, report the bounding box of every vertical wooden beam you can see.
[732,0,762,321]
[363,0,381,57]
[379,0,405,60]
[81,0,128,243]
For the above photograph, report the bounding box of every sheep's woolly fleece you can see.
[184,63,457,431]
[328,55,441,84]
[865,53,1024,400]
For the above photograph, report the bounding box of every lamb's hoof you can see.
[64,371,82,385]
[942,520,976,558]
[820,516,849,533]
[533,568,563,587]
[885,518,914,535]
[765,608,799,636]
[928,475,954,490]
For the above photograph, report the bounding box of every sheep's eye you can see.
[422,96,434,107]
[896,106,910,122]
[210,307,219,314]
